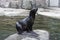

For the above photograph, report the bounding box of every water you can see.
[0,16,60,40]
[35,15,60,40]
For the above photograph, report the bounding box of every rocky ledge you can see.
[5,29,49,40]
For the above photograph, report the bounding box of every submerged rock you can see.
[5,29,49,40]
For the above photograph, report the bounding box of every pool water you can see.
[0,16,60,40]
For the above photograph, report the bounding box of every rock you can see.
[21,0,35,9]
[0,2,10,8]
[0,0,11,8]
[19,0,47,9]
[18,0,48,9]
[37,8,60,19]
[5,29,49,40]
[0,8,30,16]
[18,0,23,9]
[15,0,36,9]
[36,0,47,8]
[22,0,32,9]
[0,0,48,9]
[9,1,19,9]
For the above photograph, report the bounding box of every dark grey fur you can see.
[16,8,38,34]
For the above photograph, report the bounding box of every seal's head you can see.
[30,8,38,14]
[30,8,38,16]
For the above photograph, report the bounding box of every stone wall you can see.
[0,0,48,9]
[36,0,48,8]
[0,0,19,8]
[18,0,48,9]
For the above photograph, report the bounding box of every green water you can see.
[0,16,60,40]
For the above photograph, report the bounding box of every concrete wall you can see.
[50,0,59,7]
[48,0,60,7]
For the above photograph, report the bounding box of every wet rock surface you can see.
[5,30,49,40]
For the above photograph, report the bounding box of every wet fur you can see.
[16,8,38,34]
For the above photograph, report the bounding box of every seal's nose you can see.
[32,8,38,13]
